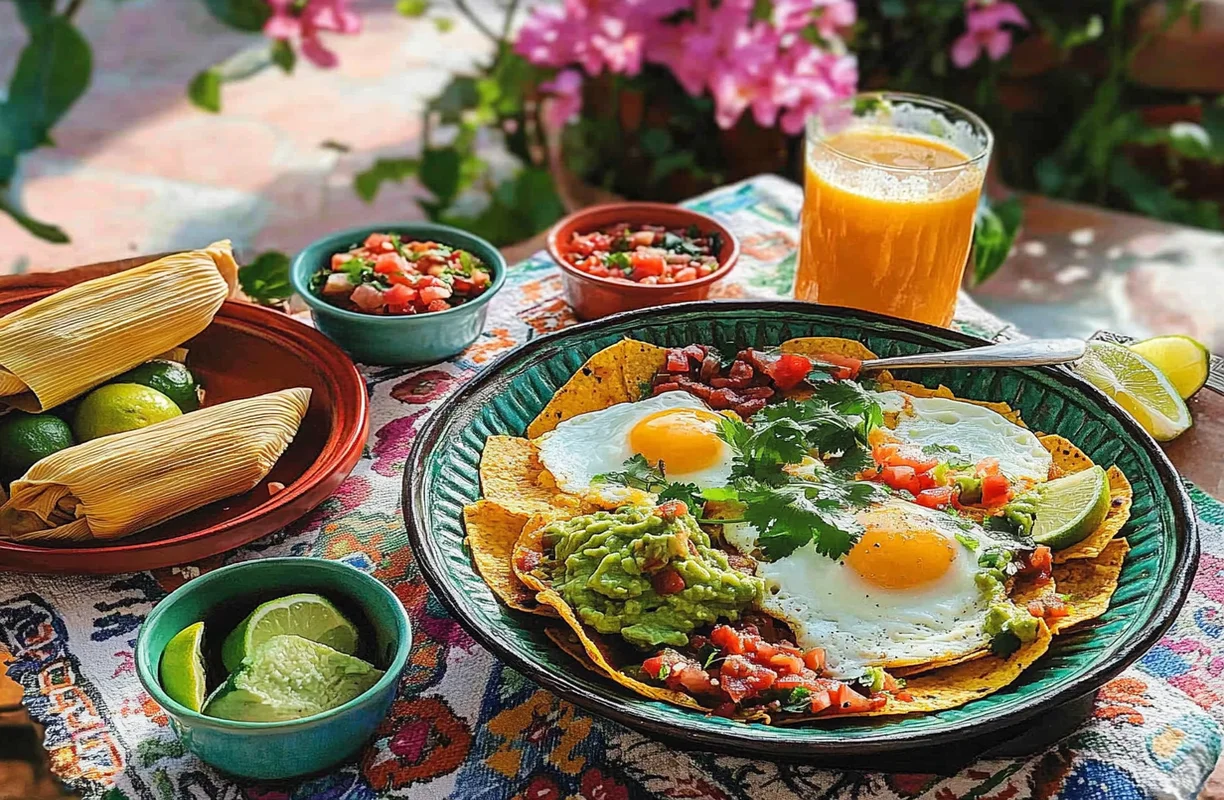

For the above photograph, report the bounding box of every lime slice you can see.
[221,593,359,673]
[204,635,382,723]
[1128,335,1210,400]
[1030,465,1111,550]
[160,622,208,712]
[1073,340,1192,441]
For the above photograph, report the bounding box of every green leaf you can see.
[593,454,667,492]
[751,0,773,23]
[879,0,907,18]
[6,17,92,150]
[14,0,55,30]
[396,0,430,16]
[239,251,294,305]
[429,77,480,124]
[0,193,68,243]
[270,39,296,74]
[187,68,222,113]
[202,0,272,31]
[971,196,1023,286]
[353,157,419,202]
[419,147,463,205]
[433,16,455,33]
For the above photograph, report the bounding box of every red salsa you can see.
[640,622,903,717]
[310,232,492,315]
[561,223,723,285]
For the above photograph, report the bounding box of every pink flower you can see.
[263,0,361,68]
[540,68,584,129]
[950,1,1029,68]
[515,0,675,77]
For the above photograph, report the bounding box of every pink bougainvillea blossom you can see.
[950,1,1029,68]
[539,68,584,130]
[515,0,859,134]
[264,0,362,68]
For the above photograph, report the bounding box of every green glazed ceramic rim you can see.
[404,300,1197,757]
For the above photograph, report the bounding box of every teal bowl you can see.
[290,222,508,365]
[136,558,412,780]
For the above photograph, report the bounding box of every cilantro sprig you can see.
[592,455,704,512]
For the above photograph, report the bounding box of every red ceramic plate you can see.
[0,292,368,574]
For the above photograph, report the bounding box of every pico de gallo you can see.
[639,620,905,717]
[560,222,724,285]
[310,232,492,315]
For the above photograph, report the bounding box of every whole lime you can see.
[0,412,76,483]
[112,359,202,412]
[73,384,182,442]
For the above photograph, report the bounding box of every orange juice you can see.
[797,128,985,327]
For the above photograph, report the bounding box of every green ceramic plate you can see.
[404,301,1197,760]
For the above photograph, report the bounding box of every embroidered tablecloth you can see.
[2,175,1222,800]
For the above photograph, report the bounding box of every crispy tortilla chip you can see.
[1049,538,1130,632]
[879,379,1026,426]
[837,620,1053,717]
[480,435,574,517]
[543,624,705,710]
[1039,434,1097,477]
[464,501,555,615]
[1037,437,1132,562]
[890,649,989,678]
[781,337,879,361]
[526,339,667,438]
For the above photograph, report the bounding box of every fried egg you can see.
[875,392,1052,483]
[724,500,1011,678]
[535,392,734,500]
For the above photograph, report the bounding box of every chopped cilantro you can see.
[592,454,665,492]
[782,686,813,713]
[658,481,703,511]
[954,532,979,550]
[457,250,474,274]
[656,662,671,680]
[858,666,886,693]
[921,443,972,467]
[606,251,633,274]
[389,233,409,259]
[808,380,884,434]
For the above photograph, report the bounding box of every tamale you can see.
[0,388,310,542]
[0,241,238,412]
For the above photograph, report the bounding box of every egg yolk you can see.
[628,408,725,476]
[845,514,956,590]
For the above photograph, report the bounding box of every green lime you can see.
[160,622,208,712]
[1128,335,1210,400]
[204,635,382,723]
[112,359,202,413]
[1074,340,1192,441]
[220,593,359,673]
[0,412,75,483]
[72,383,182,442]
[1030,465,1111,550]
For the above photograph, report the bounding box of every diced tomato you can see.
[331,253,354,271]
[807,689,833,714]
[674,664,717,694]
[364,233,393,250]
[830,683,886,713]
[349,282,385,312]
[915,486,956,509]
[665,349,690,373]
[980,474,1011,507]
[880,465,921,495]
[768,653,805,676]
[1028,594,1070,619]
[374,252,405,274]
[383,283,416,307]
[814,352,862,381]
[1024,545,1053,580]
[710,624,745,655]
[419,285,453,304]
[975,457,1001,477]
[642,655,665,680]
[630,252,666,280]
[872,442,901,465]
[803,648,826,673]
[656,499,688,520]
[426,299,451,312]
[753,641,777,660]
[743,665,777,693]
[651,568,686,596]
[765,352,814,390]
[674,266,698,282]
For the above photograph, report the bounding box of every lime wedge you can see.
[160,622,208,712]
[1074,340,1192,441]
[1030,465,1111,550]
[1128,335,1210,399]
[221,593,359,673]
[204,635,382,723]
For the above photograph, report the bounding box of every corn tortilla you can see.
[480,435,575,517]
[1049,538,1130,632]
[526,339,667,438]
[463,501,555,615]
[1039,435,1132,563]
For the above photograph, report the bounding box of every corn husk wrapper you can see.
[0,388,309,542]
[0,242,237,412]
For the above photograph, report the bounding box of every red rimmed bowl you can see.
[547,202,740,320]
[0,293,368,574]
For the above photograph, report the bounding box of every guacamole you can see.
[544,505,762,648]
[984,603,1039,643]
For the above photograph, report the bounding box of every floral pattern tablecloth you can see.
[2,175,1222,800]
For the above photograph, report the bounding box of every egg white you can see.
[724,500,1011,678]
[874,391,1052,484]
[534,391,734,499]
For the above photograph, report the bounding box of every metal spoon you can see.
[858,338,1086,373]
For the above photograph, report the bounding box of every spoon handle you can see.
[859,339,1086,372]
